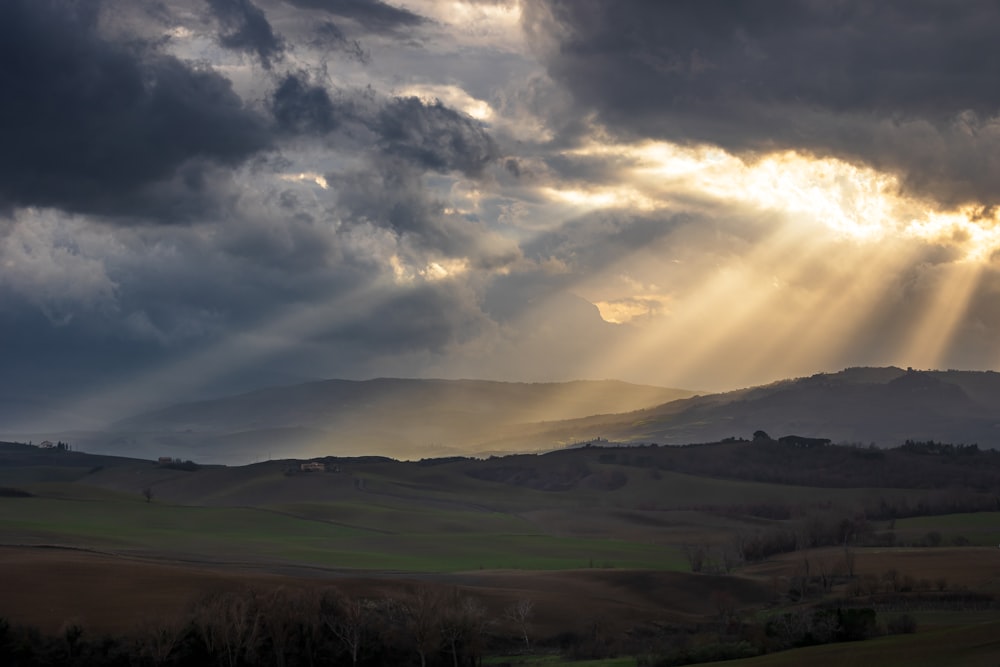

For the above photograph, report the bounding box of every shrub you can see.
[886,614,918,635]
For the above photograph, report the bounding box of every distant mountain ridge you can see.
[103,378,695,462]
[113,378,691,432]
[496,367,1000,450]
[11,367,1000,463]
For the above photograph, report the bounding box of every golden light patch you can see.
[419,258,469,281]
[594,295,670,324]
[390,256,470,284]
[396,84,494,121]
[564,138,1000,261]
[419,0,524,48]
[278,172,328,189]
[389,255,412,284]
[542,186,656,211]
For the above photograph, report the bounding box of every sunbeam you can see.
[735,239,923,379]
[895,260,985,370]
[521,135,1000,389]
[51,278,395,426]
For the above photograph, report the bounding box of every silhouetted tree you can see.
[504,598,535,651]
[402,586,443,667]
[194,589,262,667]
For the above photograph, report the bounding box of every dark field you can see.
[1,440,999,665]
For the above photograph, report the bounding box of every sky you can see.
[5,0,1000,429]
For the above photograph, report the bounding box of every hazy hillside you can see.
[94,378,695,462]
[13,367,1000,463]
[482,367,1000,450]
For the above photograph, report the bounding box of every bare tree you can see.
[440,591,488,667]
[260,587,320,667]
[815,557,834,592]
[463,596,490,667]
[195,589,263,667]
[843,542,857,578]
[141,487,154,503]
[710,590,737,632]
[322,588,373,667]
[133,615,185,666]
[402,586,442,667]
[681,544,706,572]
[504,598,535,651]
[718,544,741,574]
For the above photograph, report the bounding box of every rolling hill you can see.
[3,438,1000,664]
[95,378,694,462]
[479,367,1000,451]
[9,367,1000,464]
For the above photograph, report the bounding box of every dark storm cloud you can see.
[374,97,499,177]
[310,20,369,63]
[281,0,427,35]
[0,0,271,220]
[332,157,502,263]
[322,95,516,266]
[205,0,285,67]
[271,73,340,134]
[524,0,1000,206]
[268,84,500,176]
[270,89,506,257]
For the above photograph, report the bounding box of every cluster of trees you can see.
[582,439,1000,491]
[763,607,881,648]
[2,580,981,667]
[0,585,534,667]
[681,511,873,574]
[899,440,980,456]
[157,459,199,471]
[864,491,998,520]
[631,603,916,667]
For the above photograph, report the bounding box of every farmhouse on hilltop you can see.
[300,461,326,472]
[778,435,832,448]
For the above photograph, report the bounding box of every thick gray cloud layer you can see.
[523,0,1000,206]
[271,73,341,134]
[0,0,272,220]
[6,0,1000,437]
[374,97,499,176]
[206,0,285,67]
[0,0,512,421]
[281,0,427,34]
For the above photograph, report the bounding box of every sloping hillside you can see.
[482,368,1000,450]
[100,378,694,462]
[17,367,1000,462]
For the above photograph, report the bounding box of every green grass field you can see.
[484,656,637,667]
[358,460,919,515]
[894,511,1000,546]
[3,443,999,666]
[0,493,685,572]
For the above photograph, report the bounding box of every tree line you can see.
[0,585,535,667]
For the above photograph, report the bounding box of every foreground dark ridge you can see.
[4,435,999,496]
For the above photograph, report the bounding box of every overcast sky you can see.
[5,0,1000,428]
